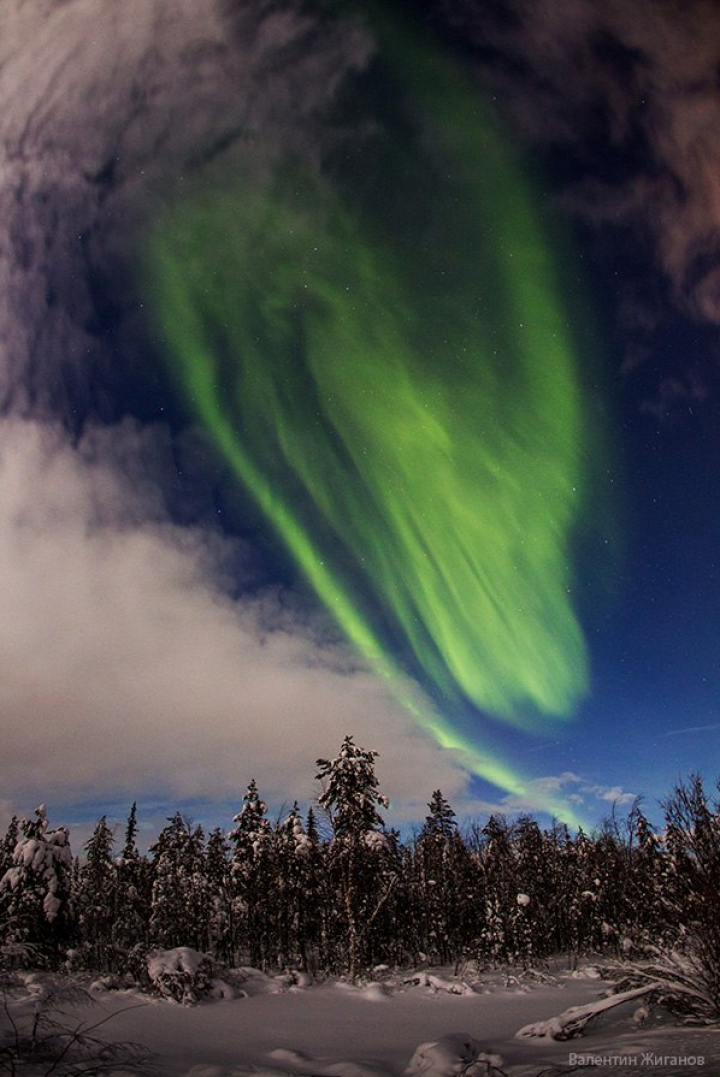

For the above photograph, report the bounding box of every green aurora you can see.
[146,6,603,822]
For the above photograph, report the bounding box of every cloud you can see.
[0,413,630,832]
[0,0,453,826]
[446,0,720,348]
[639,373,708,425]
[0,406,640,838]
[0,0,372,419]
[578,781,637,808]
[0,415,481,822]
[461,771,637,823]
[596,786,636,806]
[0,0,648,837]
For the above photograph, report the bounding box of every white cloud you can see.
[0,417,637,837]
[0,416,474,823]
[465,771,638,824]
[595,786,637,806]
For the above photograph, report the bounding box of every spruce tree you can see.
[629,806,665,944]
[0,817,19,880]
[478,815,515,964]
[75,816,117,970]
[315,736,391,978]
[205,826,234,963]
[229,780,272,967]
[662,775,720,1010]
[421,791,457,841]
[273,804,313,969]
[0,806,73,966]
[512,816,547,965]
[570,826,602,957]
[113,802,152,965]
[149,814,209,951]
[316,736,389,839]
[301,806,327,972]
[122,801,139,861]
[416,791,460,964]
[444,829,483,964]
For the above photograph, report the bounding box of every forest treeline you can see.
[1,737,719,990]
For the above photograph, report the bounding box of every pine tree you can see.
[0,817,19,880]
[0,805,73,966]
[316,736,389,839]
[121,802,139,862]
[628,805,665,945]
[421,790,457,841]
[478,815,516,965]
[229,780,272,967]
[316,736,391,978]
[416,791,461,964]
[113,802,152,965]
[273,804,313,969]
[205,826,234,963]
[149,814,210,951]
[661,775,720,1010]
[74,816,117,970]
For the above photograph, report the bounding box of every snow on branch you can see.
[597,948,720,1023]
[515,982,660,1041]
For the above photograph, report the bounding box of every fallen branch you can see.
[515,982,660,1040]
[598,949,720,1023]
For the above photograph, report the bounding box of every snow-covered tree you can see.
[273,803,317,970]
[316,736,389,839]
[0,817,19,880]
[477,815,515,965]
[421,790,457,842]
[415,792,467,964]
[0,805,73,965]
[541,823,582,960]
[149,814,210,952]
[316,736,391,978]
[508,816,545,966]
[9,757,720,986]
[588,823,633,954]
[661,775,720,1012]
[626,804,665,945]
[112,802,152,963]
[229,780,273,966]
[74,816,117,970]
[205,826,234,964]
[441,830,482,964]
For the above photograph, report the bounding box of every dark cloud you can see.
[0,0,371,422]
[639,373,708,426]
[430,0,720,411]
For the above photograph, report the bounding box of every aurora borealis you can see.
[146,6,599,811]
[3,0,720,835]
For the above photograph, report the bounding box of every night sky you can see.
[2,0,720,839]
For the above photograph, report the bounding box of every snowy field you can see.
[9,961,720,1077]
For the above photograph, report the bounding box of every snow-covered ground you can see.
[10,961,720,1077]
